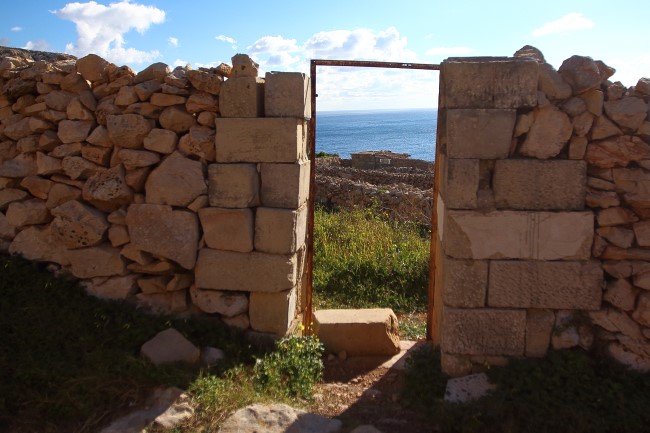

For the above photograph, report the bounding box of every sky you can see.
[1,0,649,111]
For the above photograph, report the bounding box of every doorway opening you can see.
[304,60,441,342]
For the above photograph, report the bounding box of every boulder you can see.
[519,105,572,158]
[140,328,200,365]
[218,404,342,433]
[82,165,133,212]
[159,106,196,133]
[603,97,648,131]
[106,114,152,149]
[558,55,602,94]
[143,128,178,154]
[76,54,109,82]
[134,62,171,84]
[178,125,215,160]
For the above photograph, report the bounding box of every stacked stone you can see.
[317,164,434,189]
[0,52,311,337]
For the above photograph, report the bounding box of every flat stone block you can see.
[195,248,297,292]
[442,257,487,308]
[199,207,254,252]
[441,308,526,356]
[442,57,538,109]
[208,163,259,208]
[446,109,516,159]
[444,210,593,260]
[264,72,311,118]
[525,309,555,358]
[444,373,496,403]
[249,288,297,336]
[254,206,307,254]
[314,309,400,356]
[215,118,307,163]
[220,77,265,118]
[493,160,586,210]
[488,260,603,310]
[260,161,310,209]
[444,158,479,209]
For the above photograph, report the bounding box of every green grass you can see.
[313,205,430,316]
[402,345,650,433]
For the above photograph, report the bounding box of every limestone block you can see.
[444,210,594,260]
[67,98,94,121]
[604,279,637,312]
[150,93,187,107]
[441,257,487,308]
[6,199,50,227]
[249,289,297,336]
[586,136,650,168]
[58,120,93,144]
[118,149,160,170]
[51,143,82,158]
[143,128,178,154]
[314,309,400,356]
[519,105,573,159]
[260,161,310,209]
[140,328,200,365]
[220,77,264,118]
[187,70,223,94]
[538,62,571,100]
[186,91,218,114]
[0,154,37,178]
[187,195,208,212]
[215,118,307,163]
[602,261,633,279]
[604,97,648,131]
[208,163,259,208]
[159,106,196,134]
[446,109,516,159]
[441,308,526,356]
[264,72,310,118]
[82,165,133,212]
[20,176,53,200]
[8,225,69,265]
[441,57,538,109]
[633,221,650,247]
[136,290,188,313]
[602,246,650,261]
[558,55,602,94]
[493,160,585,210]
[597,207,638,226]
[597,226,634,248]
[38,130,62,151]
[76,53,109,82]
[590,116,622,141]
[44,90,75,111]
[525,309,555,357]
[254,206,307,254]
[114,86,139,106]
[145,152,206,207]
[231,54,259,78]
[444,158,479,209]
[46,183,81,209]
[85,275,137,300]
[198,207,254,252]
[108,224,130,247]
[62,156,104,180]
[195,248,297,292]
[16,135,39,153]
[487,260,603,310]
[106,114,151,149]
[634,271,650,290]
[67,245,126,278]
[178,126,215,161]
[632,292,650,327]
[124,102,162,120]
[81,145,112,166]
[133,80,161,101]
[189,286,249,317]
[50,200,109,249]
[125,167,150,192]
[0,212,16,240]
[126,204,199,270]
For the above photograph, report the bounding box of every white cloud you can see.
[425,46,473,56]
[168,36,178,47]
[11,26,22,32]
[533,12,594,37]
[23,40,50,51]
[52,0,165,65]
[173,58,189,68]
[215,34,237,50]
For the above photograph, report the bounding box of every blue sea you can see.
[315,108,437,161]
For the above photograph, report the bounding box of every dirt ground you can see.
[309,341,435,433]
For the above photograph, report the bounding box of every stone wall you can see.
[434,47,650,375]
[0,51,311,337]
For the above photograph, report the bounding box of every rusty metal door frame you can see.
[305,59,441,340]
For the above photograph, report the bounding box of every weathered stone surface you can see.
[569,136,588,159]
[215,118,307,163]
[108,224,130,247]
[81,145,111,166]
[145,152,206,206]
[446,109,516,159]
[51,142,82,158]
[126,204,199,270]
[590,115,622,140]
[634,271,650,290]
[67,97,94,121]
[604,279,637,311]
[604,97,648,131]
[558,55,602,94]
[82,165,133,212]
[57,120,93,144]
[4,117,51,141]
[219,404,341,433]
[586,136,650,168]
[597,226,634,248]
[141,328,200,365]
[62,156,104,180]
[441,58,538,109]
[525,309,555,357]
[608,342,650,372]
[493,160,585,210]
[444,210,594,260]
[0,153,37,178]
[443,158,479,209]
[106,114,152,149]
[441,308,526,356]
[195,249,297,292]
[75,54,109,82]
[248,289,296,335]
[185,91,218,113]
[136,290,187,313]
[602,246,650,261]
[9,225,70,265]
[143,128,178,154]
[43,90,74,111]
[590,308,643,340]
[16,135,39,153]
[562,97,587,117]
[178,126,215,160]
[260,161,310,209]
[123,102,161,119]
[6,198,50,227]
[255,206,307,255]
[538,63,571,100]
[632,292,650,327]
[159,106,196,133]
[597,207,638,226]
[208,163,259,208]
[20,176,52,199]
[488,260,603,309]
[520,105,572,159]
[264,72,310,118]
[150,92,187,107]
[602,261,633,279]
[0,212,16,240]
[197,111,216,127]
[230,54,260,78]
[85,275,137,300]
[633,220,650,247]
[133,62,170,84]
[114,86,139,106]
[186,70,223,94]
[220,77,264,118]
[46,183,81,209]
[198,207,253,252]
[441,257,487,308]
[67,245,126,278]
[189,286,248,317]
[119,149,160,169]
[314,309,400,356]
[572,112,594,137]
[138,276,170,294]
[445,373,496,403]
[50,200,109,249]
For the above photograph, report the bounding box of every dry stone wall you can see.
[434,46,650,375]
[0,51,311,338]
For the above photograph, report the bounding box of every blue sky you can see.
[1,0,649,110]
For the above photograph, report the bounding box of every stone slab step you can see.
[314,308,401,356]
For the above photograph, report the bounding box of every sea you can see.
[315,108,437,161]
